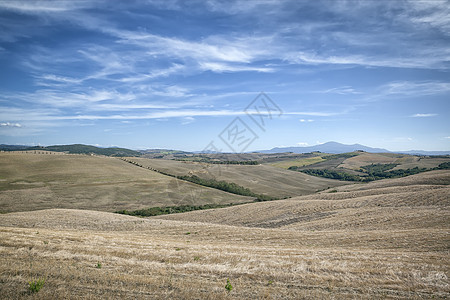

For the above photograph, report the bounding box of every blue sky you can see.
[0,0,449,152]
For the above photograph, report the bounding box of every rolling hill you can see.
[0,170,448,298]
[0,148,448,299]
[157,170,450,230]
[0,152,251,213]
[123,157,347,198]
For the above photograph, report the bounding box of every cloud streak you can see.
[411,113,438,118]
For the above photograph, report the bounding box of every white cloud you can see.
[0,1,92,13]
[0,122,22,127]
[320,86,361,95]
[0,106,339,122]
[408,0,450,32]
[384,81,450,96]
[299,119,314,122]
[199,62,274,73]
[181,117,196,125]
[285,51,449,69]
[297,142,309,146]
[151,86,193,98]
[393,137,414,142]
[119,64,185,83]
[411,113,437,118]
[287,111,338,117]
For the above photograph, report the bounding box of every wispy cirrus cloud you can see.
[199,62,274,73]
[1,0,449,150]
[319,86,361,95]
[358,81,450,103]
[0,104,342,122]
[383,81,450,96]
[0,1,94,13]
[411,113,438,118]
[284,51,450,70]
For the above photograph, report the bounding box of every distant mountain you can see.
[258,141,390,154]
[396,150,450,156]
[139,149,191,155]
[1,144,141,157]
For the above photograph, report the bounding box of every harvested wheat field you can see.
[0,170,449,299]
[0,152,251,213]
[124,157,345,198]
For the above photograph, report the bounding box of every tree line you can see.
[289,162,450,182]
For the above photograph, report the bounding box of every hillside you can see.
[0,144,141,157]
[123,157,346,198]
[156,170,450,230]
[0,171,448,299]
[0,153,448,298]
[0,152,251,213]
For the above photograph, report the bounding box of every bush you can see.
[116,203,235,217]
[28,278,45,293]
[437,162,450,169]
[225,278,233,292]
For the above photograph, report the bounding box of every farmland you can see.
[0,152,251,213]
[123,157,346,198]
[0,151,449,299]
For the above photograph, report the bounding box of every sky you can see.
[0,0,449,152]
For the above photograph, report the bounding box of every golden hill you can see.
[0,152,251,213]
[0,170,448,298]
[157,170,450,231]
[124,157,346,198]
[0,152,448,299]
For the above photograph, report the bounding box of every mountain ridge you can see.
[256,141,450,155]
[1,142,449,156]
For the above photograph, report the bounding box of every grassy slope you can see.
[0,170,448,299]
[157,170,449,230]
[0,155,448,298]
[125,157,346,198]
[269,156,325,168]
[267,152,449,173]
[338,152,449,170]
[0,152,251,213]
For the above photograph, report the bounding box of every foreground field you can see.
[0,209,448,299]
[0,170,448,299]
[0,152,251,213]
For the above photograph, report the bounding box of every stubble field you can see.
[0,152,448,299]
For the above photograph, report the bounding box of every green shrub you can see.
[28,278,45,293]
[437,162,450,169]
[225,278,233,292]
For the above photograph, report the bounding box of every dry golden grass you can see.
[0,152,251,213]
[125,157,345,198]
[269,156,325,169]
[0,170,449,299]
[338,152,449,171]
[0,208,449,299]
[156,170,450,230]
